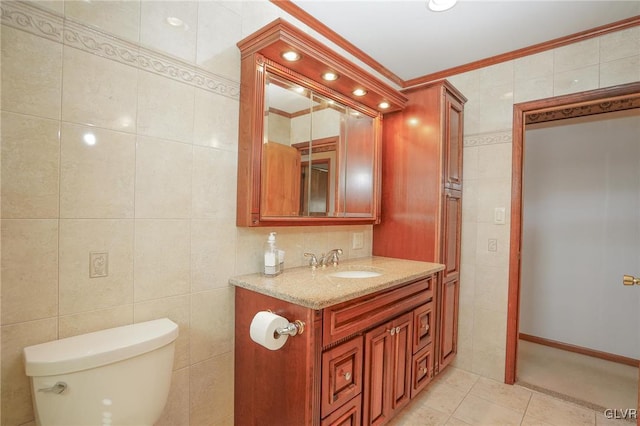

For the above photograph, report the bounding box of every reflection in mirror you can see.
[262,70,377,219]
[342,110,375,216]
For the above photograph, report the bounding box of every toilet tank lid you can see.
[23,318,178,377]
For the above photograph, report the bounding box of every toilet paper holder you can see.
[275,319,305,337]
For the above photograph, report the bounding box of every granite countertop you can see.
[229,256,444,310]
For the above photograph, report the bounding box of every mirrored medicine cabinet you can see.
[236,19,407,227]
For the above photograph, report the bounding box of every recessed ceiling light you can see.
[322,72,339,81]
[379,101,390,109]
[427,0,457,12]
[352,88,367,97]
[282,51,301,61]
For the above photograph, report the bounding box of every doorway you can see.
[505,82,640,412]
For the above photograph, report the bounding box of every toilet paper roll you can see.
[249,311,290,351]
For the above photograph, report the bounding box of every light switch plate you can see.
[352,232,364,250]
[494,207,506,225]
[488,239,498,252]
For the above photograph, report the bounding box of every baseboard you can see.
[519,333,639,367]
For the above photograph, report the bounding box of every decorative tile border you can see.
[1,1,240,100]
[1,0,64,43]
[464,131,512,147]
[526,97,640,124]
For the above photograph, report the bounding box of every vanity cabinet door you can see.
[438,276,459,371]
[390,313,412,413]
[363,321,392,426]
[363,311,413,426]
[321,336,363,418]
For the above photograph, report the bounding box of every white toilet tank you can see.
[24,318,178,426]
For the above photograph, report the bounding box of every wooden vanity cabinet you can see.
[373,80,466,376]
[234,273,439,426]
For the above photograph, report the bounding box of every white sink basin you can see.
[329,270,382,279]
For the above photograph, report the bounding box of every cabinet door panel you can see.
[363,322,392,426]
[321,394,362,426]
[391,312,412,413]
[444,92,464,190]
[438,276,459,370]
[321,336,363,418]
[442,189,461,280]
[413,302,434,353]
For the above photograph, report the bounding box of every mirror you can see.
[236,19,407,227]
[262,70,375,219]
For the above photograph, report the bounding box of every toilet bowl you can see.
[24,318,178,426]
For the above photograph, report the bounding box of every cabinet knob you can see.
[422,367,428,374]
[344,371,351,381]
[390,328,395,335]
[395,327,401,334]
[424,323,430,332]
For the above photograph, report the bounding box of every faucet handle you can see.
[328,248,343,266]
[303,253,319,269]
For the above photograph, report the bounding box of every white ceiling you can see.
[290,0,640,83]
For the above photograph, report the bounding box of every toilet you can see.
[23,318,178,426]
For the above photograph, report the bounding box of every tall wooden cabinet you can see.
[373,79,466,376]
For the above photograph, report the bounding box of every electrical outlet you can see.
[487,239,498,252]
[352,232,364,250]
[90,252,108,278]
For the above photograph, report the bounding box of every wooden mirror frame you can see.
[235,19,407,227]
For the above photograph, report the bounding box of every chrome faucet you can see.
[320,249,343,267]
[304,252,319,269]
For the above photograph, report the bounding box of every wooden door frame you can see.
[504,81,640,385]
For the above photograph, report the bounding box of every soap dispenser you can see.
[263,232,281,277]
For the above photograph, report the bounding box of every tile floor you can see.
[517,340,638,411]
[388,367,636,426]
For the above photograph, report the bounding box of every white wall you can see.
[520,110,640,359]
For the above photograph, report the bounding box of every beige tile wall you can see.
[0,1,373,425]
[451,25,640,381]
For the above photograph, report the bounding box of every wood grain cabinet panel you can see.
[322,337,363,418]
[363,311,413,426]
[438,276,460,371]
[444,91,464,191]
[323,278,431,347]
[411,344,433,398]
[412,301,434,353]
[321,394,362,426]
[442,189,462,280]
